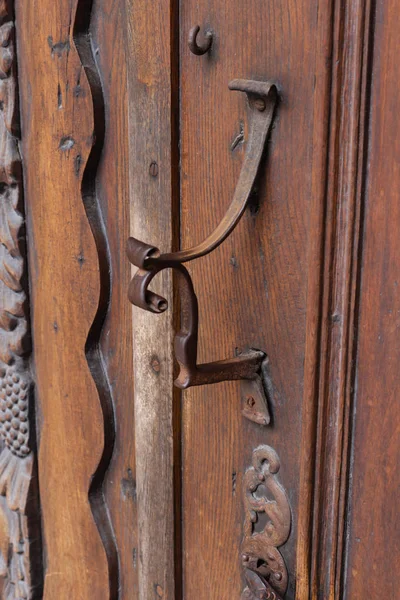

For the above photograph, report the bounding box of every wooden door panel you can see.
[179,1,331,598]
[0,0,396,598]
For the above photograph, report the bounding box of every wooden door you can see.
[0,0,397,598]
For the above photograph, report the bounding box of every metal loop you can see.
[188,25,213,56]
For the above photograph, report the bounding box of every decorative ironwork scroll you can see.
[0,1,41,597]
[241,445,291,600]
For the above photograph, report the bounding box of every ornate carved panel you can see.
[241,445,291,600]
[0,1,41,597]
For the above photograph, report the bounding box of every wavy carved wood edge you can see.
[241,445,291,600]
[73,0,119,594]
[0,1,42,598]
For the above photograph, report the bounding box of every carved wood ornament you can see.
[241,446,291,600]
[0,1,40,597]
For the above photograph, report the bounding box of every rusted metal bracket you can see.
[127,79,278,425]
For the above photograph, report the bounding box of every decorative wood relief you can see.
[241,446,291,600]
[0,1,40,597]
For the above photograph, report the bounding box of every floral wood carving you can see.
[0,1,41,597]
[241,446,291,600]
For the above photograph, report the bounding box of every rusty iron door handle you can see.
[127,79,279,426]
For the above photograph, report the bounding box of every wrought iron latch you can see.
[127,79,279,425]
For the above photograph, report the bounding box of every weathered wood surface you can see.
[126,0,180,598]
[16,0,116,597]
[10,0,400,598]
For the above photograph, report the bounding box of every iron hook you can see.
[188,25,213,56]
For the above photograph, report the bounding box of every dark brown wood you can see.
[16,0,117,597]
[343,0,400,596]
[179,2,334,598]
[309,1,376,598]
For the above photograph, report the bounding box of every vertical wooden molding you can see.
[295,0,336,595]
[297,1,376,597]
[0,1,42,597]
[307,1,375,598]
[15,0,117,597]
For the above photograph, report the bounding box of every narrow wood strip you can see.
[344,0,400,595]
[16,0,116,597]
[89,0,140,597]
[295,1,335,596]
[126,0,180,597]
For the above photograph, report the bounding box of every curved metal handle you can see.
[141,79,278,268]
[127,79,279,426]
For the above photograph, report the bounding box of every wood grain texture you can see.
[295,0,335,593]
[126,0,180,597]
[344,0,400,596]
[90,1,139,597]
[179,1,332,598]
[8,0,400,598]
[16,0,117,597]
[308,1,375,598]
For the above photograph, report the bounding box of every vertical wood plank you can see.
[126,0,179,598]
[16,0,116,597]
[295,0,334,594]
[344,0,400,596]
[179,1,331,598]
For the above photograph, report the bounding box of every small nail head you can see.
[254,98,266,111]
[149,161,159,177]
[246,396,256,407]
[151,357,161,373]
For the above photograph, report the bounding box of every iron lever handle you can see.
[127,79,279,426]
